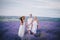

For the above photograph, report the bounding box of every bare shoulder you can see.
[20,20,22,25]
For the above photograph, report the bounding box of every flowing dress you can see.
[18,21,25,38]
[27,18,33,31]
[32,21,38,34]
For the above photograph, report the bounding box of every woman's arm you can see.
[37,20,40,29]
[25,22,28,27]
[31,20,33,29]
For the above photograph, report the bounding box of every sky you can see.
[0,0,60,18]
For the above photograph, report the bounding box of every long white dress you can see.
[27,18,33,31]
[18,21,25,38]
[32,21,38,34]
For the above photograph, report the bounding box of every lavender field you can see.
[0,16,60,40]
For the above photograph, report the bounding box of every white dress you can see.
[32,21,38,34]
[18,21,25,38]
[27,18,33,30]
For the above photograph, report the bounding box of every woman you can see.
[27,14,33,34]
[18,16,25,38]
[31,16,38,34]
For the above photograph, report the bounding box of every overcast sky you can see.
[0,0,60,18]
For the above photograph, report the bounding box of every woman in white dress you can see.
[18,16,25,38]
[31,16,38,34]
[27,14,33,34]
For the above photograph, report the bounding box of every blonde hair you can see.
[34,16,37,19]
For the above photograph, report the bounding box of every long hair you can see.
[19,16,25,24]
[22,16,25,20]
[19,17,23,23]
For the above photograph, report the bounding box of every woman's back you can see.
[32,20,38,34]
[18,16,25,38]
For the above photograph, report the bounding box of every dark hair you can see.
[19,17,23,23]
[22,16,25,20]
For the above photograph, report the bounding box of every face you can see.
[29,14,32,18]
